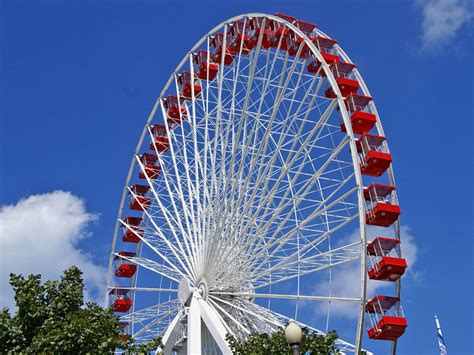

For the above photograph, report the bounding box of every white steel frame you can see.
[106,13,399,355]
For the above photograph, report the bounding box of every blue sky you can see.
[1,0,473,353]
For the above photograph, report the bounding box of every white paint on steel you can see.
[187,294,202,354]
[104,12,395,355]
[198,298,232,354]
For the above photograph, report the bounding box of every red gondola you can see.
[164,95,187,124]
[270,26,294,51]
[129,184,151,211]
[110,288,132,313]
[366,295,407,341]
[294,19,317,36]
[268,14,296,51]
[178,72,202,100]
[138,153,161,180]
[114,251,137,278]
[121,216,143,243]
[228,20,255,54]
[275,13,296,23]
[149,124,170,153]
[211,32,236,65]
[248,17,276,49]
[341,94,377,135]
[364,183,400,227]
[193,50,219,81]
[325,61,359,98]
[367,237,407,281]
[287,35,311,58]
[307,36,339,74]
[356,134,392,177]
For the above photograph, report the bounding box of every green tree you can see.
[0,266,161,353]
[226,326,339,354]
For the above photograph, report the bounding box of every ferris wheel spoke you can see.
[256,67,323,167]
[211,22,230,197]
[247,128,349,251]
[267,174,354,252]
[252,132,350,241]
[237,121,334,249]
[171,108,204,269]
[207,298,251,335]
[209,295,281,330]
[200,27,247,250]
[209,26,284,247]
[211,292,360,303]
[245,184,356,277]
[237,298,288,331]
[108,286,178,293]
[199,37,212,251]
[212,96,329,273]
[207,112,352,294]
[206,58,280,206]
[290,212,359,266]
[189,53,228,255]
[135,150,198,277]
[280,212,355,265]
[202,25,230,268]
[126,181,194,265]
[208,43,310,274]
[120,299,179,323]
[234,100,337,251]
[213,227,358,291]
[211,299,273,336]
[113,252,181,283]
[204,21,270,272]
[230,74,325,249]
[172,73,204,257]
[239,47,308,186]
[246,217,359,282]
[159,102,202,270]
[276,57,309,124]
[254,254,359,289]
[132,308,178,339]
[237,155,350,274]
[211,215,359,290]
[149,123,200,279]
[207,24,260,250]
[211,27,268,205]
[118,218,189,280]
[186,53,205,253]
[249,240,360,282]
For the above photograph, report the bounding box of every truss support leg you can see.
[198,299,232,354]
[162,311,183,355]
[187,293,201,355]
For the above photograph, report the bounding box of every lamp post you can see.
[285,320,302,355]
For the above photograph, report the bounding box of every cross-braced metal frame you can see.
[106,13,400,354]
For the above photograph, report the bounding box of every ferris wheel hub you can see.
[197,278,209,301]
[178,277,193,306]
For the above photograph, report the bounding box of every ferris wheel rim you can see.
[108,10,366,348]
[104,12,400,354]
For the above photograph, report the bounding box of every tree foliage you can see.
[1,266,345,354]
[226,326,339,354]
[0,266,161,353]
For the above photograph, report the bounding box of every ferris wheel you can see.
[106,13,409,354]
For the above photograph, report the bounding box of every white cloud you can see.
[0,191,105,310]
[312,225,418,319]
[419,0,473,51]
